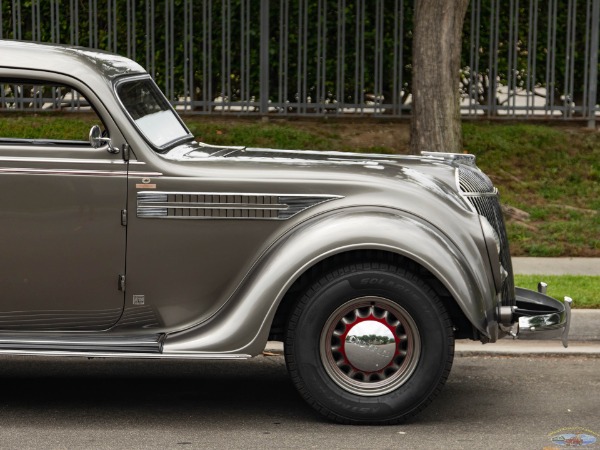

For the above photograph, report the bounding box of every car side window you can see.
[0,80,105,145]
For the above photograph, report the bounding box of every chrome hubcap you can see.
[320,296,421,396]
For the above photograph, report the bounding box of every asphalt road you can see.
[0,354,598,449]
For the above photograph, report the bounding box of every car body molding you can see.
[136,191,343,220]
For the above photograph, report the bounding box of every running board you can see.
[0,333,164,354]
[0,349,252,360]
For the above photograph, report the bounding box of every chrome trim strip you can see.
[0,349,252,359]
[460,190,499,198]
[0,336,161,347]
[139,191,342,198]
[422,151,477,166]
[136,191,343,220]
[129,171,163,176]
[0,167,163,177]
[0,167,129,176]
[146,203,285,210]
[0,156,128,165]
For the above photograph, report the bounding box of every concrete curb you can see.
[455,340,600,357]
[264,340,600,357]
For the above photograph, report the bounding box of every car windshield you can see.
[116,77,190,150]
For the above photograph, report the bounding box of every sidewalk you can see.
[512,257,600,276]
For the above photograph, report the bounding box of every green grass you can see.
[463,123,600,257]
[514,275,600,308]
[0,112,98,141]
[185,119,399,154]
[186,121,333,150]
[1,113,598,257]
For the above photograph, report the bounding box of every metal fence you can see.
[1,0,599,124]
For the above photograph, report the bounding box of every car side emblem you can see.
[136,178,157,189]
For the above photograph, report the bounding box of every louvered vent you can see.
[137,192,341,220]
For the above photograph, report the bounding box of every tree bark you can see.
[410,0,470,154]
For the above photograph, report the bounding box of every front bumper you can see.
[511,283,572,348]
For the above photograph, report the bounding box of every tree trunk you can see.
[410,0,470,155]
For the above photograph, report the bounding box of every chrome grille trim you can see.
[457,167,515,307]
[137,191,342,220]
[457,166,495,194]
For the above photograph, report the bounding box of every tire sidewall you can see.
[288,265,453,423]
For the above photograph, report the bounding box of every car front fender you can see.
[162,207,497,355]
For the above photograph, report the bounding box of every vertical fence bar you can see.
[375,0,383,114]
[336,0,345,114]
[240,0,246,107]
[487,0,500,116]
[164,0,170,98]
[526,0,539,117]
[55,0,60,43]
[278,0,289,112]
[569,0,575,116]
[126,0,131,58]
[588,0,599,127]
[1,0,596,121]
[31,0,37,41]
[184,0,193,111]
[220,0,226,106]
[170,0,174,103]
[202,0,212,112]
[507,0,514,115]
[260,0,269,114]
[512,0,519,115]
[107,0,112,51]
[315,0,323,113]
[302,0,308,111]
[582,0,591,116]
[546,0,558,115]
[12,0,21,40]
[74,0,79,46]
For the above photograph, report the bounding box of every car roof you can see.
[0,40,146,81]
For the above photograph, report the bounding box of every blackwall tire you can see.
[284,262,454,425]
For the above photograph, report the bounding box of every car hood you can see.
[160,141,471,197]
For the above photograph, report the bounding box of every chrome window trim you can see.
[113,74,194,152]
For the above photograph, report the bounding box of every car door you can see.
[0,74,127,331]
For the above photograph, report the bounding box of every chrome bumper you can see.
[510,283,572,348]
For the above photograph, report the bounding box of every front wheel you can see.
[284,261,454,424]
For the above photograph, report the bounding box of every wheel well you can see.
[268,249,475,341]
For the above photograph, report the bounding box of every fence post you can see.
[260,0,270,115]
[588,0,599,129]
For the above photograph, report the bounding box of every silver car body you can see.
[0,42,572,426]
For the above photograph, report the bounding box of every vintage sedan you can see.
[0,40,571,424]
